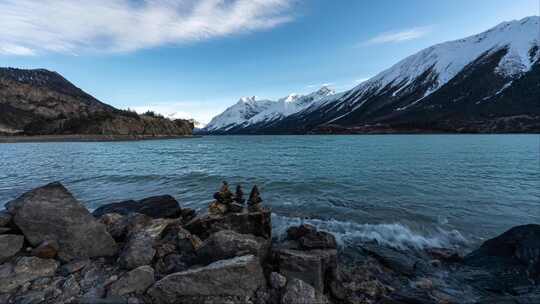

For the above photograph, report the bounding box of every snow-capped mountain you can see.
[206,16,540,134]
[204,86,336,132]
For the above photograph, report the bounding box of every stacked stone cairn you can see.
[209,181,264,215]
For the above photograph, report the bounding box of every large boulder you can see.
[361,244,419,276]
[118,232,156,270]
[0,210,12,227]
[0,234,24,262]
[6,182,117,261]
[147,255,266,304]
[185,210,271,240]
[276,248,337,294]
[196,230,270,265]
[286,224,337,250]
[463,224,540,292]
[107,265,155,297]
[281,278,318,304]
[0,257,58,293]
[92,195,181,219]
[465,224,540,276]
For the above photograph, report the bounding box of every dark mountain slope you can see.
[0,68,193,136]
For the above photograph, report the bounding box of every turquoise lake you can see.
[1,135,539,250]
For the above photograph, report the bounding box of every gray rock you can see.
[0,210,12,227]
[154,253,189,276]
[281,278,317,304]
[59,259,90,276]
[92,195,181,219]
[286,224,317,241]
[185,209,272,240]
[298,231,337,250]
[13,290,46,304]
[61,274,82,297]
[196,230,269,265]
[465,224,540,280]
[118,232,156,270]
[31,240,59,259]
[0,234,24,261]
[5,182,118,261]
[276,248,337,294]
[0,227,12,234]
[362,244,418,276]
[270,272,287,290]
[78,296,127,304]
[0,256,58,293]
[108,265,155,297]
[147,255,265,304]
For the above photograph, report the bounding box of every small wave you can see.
[272,214,468,250]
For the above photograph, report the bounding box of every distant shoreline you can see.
[0,134,201,143]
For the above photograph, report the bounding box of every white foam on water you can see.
[272,213,468,251]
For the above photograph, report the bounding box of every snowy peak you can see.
[237,96,257,104]
[351,16,540,100]
[205,16,540,134]
[204,86,338,131]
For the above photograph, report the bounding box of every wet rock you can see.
[61,274,82,298]
[59,259,90,276]
[362,244,418,276]
[78,296,127,304]
[179,208,196,223]
[106,213,152,241]
[298,230,337,250]
[0,234,24,261]
[0,227,12,234]
[147,255,265,304]
[31,240,59,259]
[160,222,201,256]
[154,254,189,276]
[185,209,272,240]
[5,182,117,261]
[270,272,287,290]
[196,230,270,265]
[0,210,12,227]
[427,248,464,263]
[108,265,155,297]
[465,224,540,278]
[98,213,125,237]
[13,290,47,304]
[228,203,245,213]
[275,248,337,294]
[118,232,156,270]
[286,224,317,241]
[92,195,182,219]
[0,256,58,293]
[281,278,317,304]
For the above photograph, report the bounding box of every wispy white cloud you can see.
[361,26,433,46]
[306,82,334,89]
[0,0,295,56]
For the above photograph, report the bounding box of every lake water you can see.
[1,135,539,250]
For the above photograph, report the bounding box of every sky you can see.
[0,0,538,125]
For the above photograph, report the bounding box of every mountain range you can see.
[0,68,193,136]
[203,16,540,134]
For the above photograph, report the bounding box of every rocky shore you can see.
[0,182,538,304]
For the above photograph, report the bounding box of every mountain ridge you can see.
[203,16,540,134]
[0,67,194,136]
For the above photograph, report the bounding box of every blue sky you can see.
[0,0,538,124]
